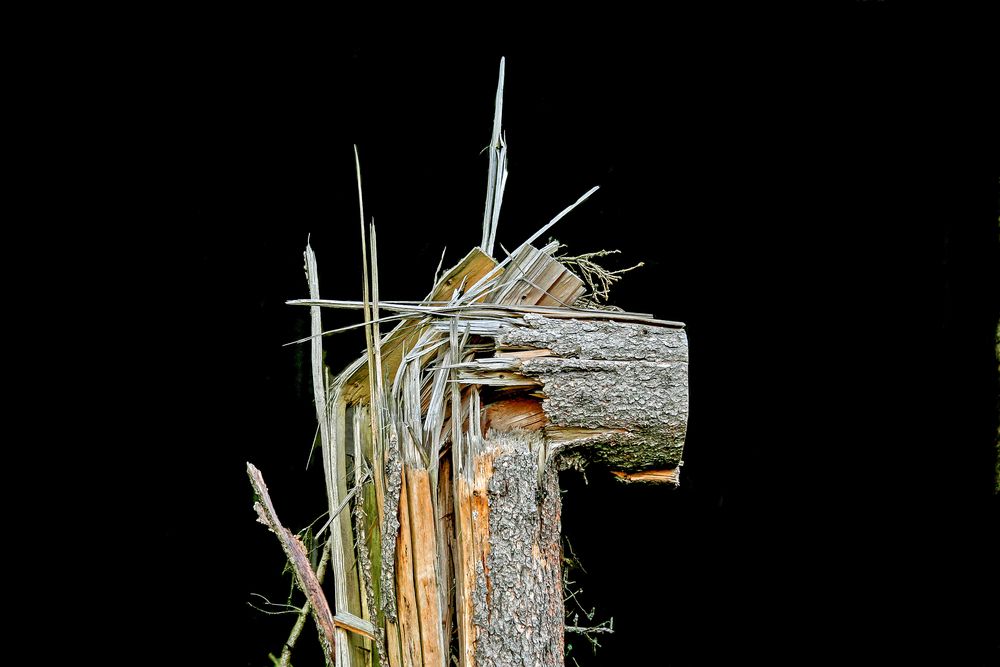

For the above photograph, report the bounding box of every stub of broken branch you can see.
[611,468,681,485]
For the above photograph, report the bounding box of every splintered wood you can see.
[254,57,689,667]
[295,237,687,666]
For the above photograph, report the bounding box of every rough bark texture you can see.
[496,314,689,471]
[473,431,564,667]
[497,313,687,362]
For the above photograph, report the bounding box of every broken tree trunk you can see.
[291,239,688,667]
[255,57,688,666]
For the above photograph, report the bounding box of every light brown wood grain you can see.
[405,466,447,665]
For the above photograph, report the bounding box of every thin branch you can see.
[248,462,336,663]
[279,542,331,667]
[565,625,614,635]
[557,248,643,305]
[248,593,305,616]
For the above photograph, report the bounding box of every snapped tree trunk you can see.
[295,242,688,667]
[252,58,689,667]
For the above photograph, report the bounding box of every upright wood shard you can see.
[305,244,355,666]
[405,466,447,665]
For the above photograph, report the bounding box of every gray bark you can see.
[496,314,689,471]
[473,431,564,667]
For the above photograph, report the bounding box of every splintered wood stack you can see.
[281,58,688,666]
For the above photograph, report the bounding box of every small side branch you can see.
[565,625,614,635]
[248,462,337,663]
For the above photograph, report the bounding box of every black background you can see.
[61,11,998,666]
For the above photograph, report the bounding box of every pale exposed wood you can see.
[494,244,585,307]
[405,466,447,665]
[493,348,553,360]
[483,396,547,433]
[248,463,336,663]
[513,185,600,256]
[334,611,378,641]
[342,248,499,403]
[305,243,353,666]
[470,447,494,656]
[435,456,456,657]
[334,393,367,664]
[453,476,477,666]
[457,370,540,387]
[480,56,506,258]
[394,466,423,666]
[451,312,476,667]
[611,468,681,485]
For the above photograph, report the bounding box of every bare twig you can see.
[248,592,304,616]
[248,462,336,662]
[557,248,644,305]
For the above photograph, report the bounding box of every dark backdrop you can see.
[106,20,998,666]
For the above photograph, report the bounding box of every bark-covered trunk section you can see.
[471,431,564,667]
[485,314,689,473]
